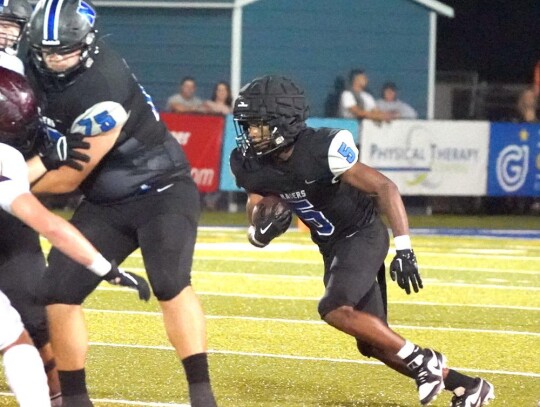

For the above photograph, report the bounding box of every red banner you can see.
[161,113,225,193]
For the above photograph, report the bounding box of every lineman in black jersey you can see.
[230,76,494,407]
[25,1,217,406]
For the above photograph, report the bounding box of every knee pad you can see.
[356,339,376,358]
[152,274,191,302]
[25,321,49,350]
[7,298,49,349]
[318,291,354,319]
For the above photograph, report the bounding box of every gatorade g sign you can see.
[488,123,540,196]
[161,113,225,193]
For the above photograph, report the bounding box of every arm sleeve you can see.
[327,130,359,177]
[70,101,129,136]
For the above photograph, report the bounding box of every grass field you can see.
[0,223,539,406]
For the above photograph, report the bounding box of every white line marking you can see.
[123,267,540,291]
[196,257,540,276]
[106,246,540,260]
[93,286,540,310]
[0,392,187,406]
[87,342,540,378]
[83,309,540,337]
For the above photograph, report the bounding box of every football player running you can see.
[0,67,151,406]
[230,75,495,407]
[25,1,217,406]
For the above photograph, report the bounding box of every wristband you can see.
[394,235,412,251]
[87,253,112,277]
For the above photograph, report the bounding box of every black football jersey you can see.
[28,41,192,203]
[231,127,376,247]
[0,210,41,267]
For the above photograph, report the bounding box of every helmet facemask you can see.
[27,0,98,89]
[0,19,22,53]
[234,117,289,158]
[30,31,97,88]
[0,0,32,54]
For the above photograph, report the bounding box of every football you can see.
[251,195,289,225]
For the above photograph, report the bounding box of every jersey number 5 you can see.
[289,199,335,236]
[338,142,356,163]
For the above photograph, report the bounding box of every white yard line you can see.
[88,342,540,378]
[0,393,187,406]
[93,286,540,311]
[83,309,540,337]
[122,250,540,261]
[127,267,540,291]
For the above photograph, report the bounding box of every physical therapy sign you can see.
[361,120,490,196]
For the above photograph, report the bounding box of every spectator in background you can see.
[514,87,538,123]
[339,69,394,122]
[376,82,418,119]
[203,81,232,115]
[166,76,204,113]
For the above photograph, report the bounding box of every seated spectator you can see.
[203,81,233,115]
[166,76,204,113]
[339,69,394,122]
[514,87,538,123]
[376,81,418,119]
[324,75,346,117]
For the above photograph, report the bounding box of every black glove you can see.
[389,249,423,294]
[38,132,90,171]
[104,263,151,301]
[248,206,293,248]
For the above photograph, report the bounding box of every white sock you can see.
[3,344,51,407]
[396,340,417,359]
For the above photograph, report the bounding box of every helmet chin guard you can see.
[233,75,309,158]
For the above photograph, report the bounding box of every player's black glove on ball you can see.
[38,132,90,171]
[390,249,423,294]
[248,207,293,248]
[104,262,151,301]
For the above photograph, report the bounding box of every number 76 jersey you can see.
[230,127,377,247]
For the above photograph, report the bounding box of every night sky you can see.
[437,0,540,83]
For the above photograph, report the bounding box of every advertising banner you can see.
[219,116,359,191]
[161,113,225,193]
[487,123,540,196]
[361,120,490,196]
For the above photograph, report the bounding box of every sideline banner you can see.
[361,120,490,196]
[219,116,359,191]
[219,115,239,191]
[161,113,225,192]
[487,123,540,196]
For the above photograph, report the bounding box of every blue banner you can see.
[219,116,358,191]
[487,123,540,196]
